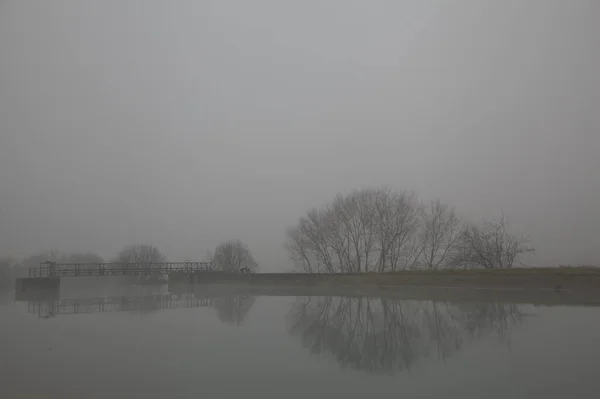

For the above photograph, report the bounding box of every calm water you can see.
[2,281,600,398]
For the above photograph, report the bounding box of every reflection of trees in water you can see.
[213,296,256,326]
[287,296,526,374]
[449,302,525,341]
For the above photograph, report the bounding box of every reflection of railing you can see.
[28,293,214,318]
[29,261,214,278]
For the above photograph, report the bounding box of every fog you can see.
[1,0,598,269]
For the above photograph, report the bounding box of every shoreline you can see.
[184,283,600,307]
[13,267,600,307]
[182,267,600,306]
[206,267,600,290]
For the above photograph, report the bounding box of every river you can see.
[1,280,599,398]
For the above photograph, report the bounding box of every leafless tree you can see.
[452,214,535,269]
[416,200,462,270]
[287,188,535,272]
[372,188,422,271]
[212,239,258,273]
[64,252,104,264]
[116,244,165,268]
[285,187,422,272]
[284,225,316,272]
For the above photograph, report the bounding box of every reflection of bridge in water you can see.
[27,292,217,318]
[29,261,215,278]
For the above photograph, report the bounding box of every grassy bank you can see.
[179,266,600,307]
[211,267,600,291]
[184,283,600,307]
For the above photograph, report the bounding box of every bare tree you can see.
[212,239,258,273]
[286,188,535,272]
[285,187,421,273]
[64,252,104,264]
[285,226,317,272]
[417,200,461,270]
[453,214,534,269]
[116,244,165,269]
[372,188,422,271]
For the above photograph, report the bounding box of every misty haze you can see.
[1,1,599,398]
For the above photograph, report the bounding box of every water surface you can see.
[2,282,599,398]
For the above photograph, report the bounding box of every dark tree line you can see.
[285,187,534,272]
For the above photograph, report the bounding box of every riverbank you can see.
[12,267,600,307]
[212,267,600,290]
[177,267,600,306]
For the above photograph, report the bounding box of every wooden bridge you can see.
[29,261,215,278]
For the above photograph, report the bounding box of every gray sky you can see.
[1,0,599,269]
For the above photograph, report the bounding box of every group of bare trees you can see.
[454,214,534,269]
[285,187,534,273]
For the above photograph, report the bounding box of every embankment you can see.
[182,267,600,306]
[202,267,600,289]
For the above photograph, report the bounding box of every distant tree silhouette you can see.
[417,199,462,270]
[115,244,166,276]
[116,244,165,264]
[212,240,258,273]
[451,214,535,269]
[64,252,104,264]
